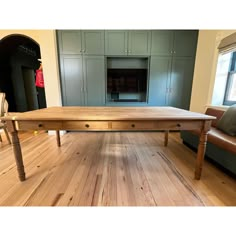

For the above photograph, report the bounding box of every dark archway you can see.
[0,34,46,112]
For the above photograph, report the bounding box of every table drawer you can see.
[111,121,154,130]
[62,121,109,130]
[152,121,203,130]
[17,121,62,130]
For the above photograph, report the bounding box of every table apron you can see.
[16,120,204,131]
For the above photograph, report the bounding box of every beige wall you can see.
[0,30,61,107]
[190,30,236,113]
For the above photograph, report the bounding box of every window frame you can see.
[223,51,236,105]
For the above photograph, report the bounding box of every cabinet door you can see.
[148,56,172,106]
[105,30,128,55]
[60,55,84,106]
[168,57,195,109]
[151,30,174,56]
[173,30,198,57]
[128,30,151,55]
[83,56,105,106]
[82,30,105,55]
[57,30,82,54]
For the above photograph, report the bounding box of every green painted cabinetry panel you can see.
[151,30,198,57]
[57,30,198,109]
[59,55,105,106]
[105,30,128,55]
[148,56,172,106]
[82,30,105,55]
[105,30,151,55]
[173,30,198,57]
[168,57,195,109]
[60,55,84,106]
[58,30,104,55]
[83,56,105,106]
[128,30,151,55]
[151,30,174,56]
[58,31,82,54]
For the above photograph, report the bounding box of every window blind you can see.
[218,32,236,54]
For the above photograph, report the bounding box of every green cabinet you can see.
[58,30,104,55]
[105,30,128,55]
[60,55,105,106]
[149,56,172,106]
[149,56,195,109]
[57,30,198,109]
[60,55,84,106]
[105,30,151,55]
[173,31,198,57]
[151,31,174,56]
[168,57,195,109]
[151,30,198,57]
[58,30,82,54]
[149,30,198,109]
[82,56,105,106]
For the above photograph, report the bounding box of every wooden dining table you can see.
[2,106,215,182]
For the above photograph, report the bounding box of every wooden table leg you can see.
[4,126,11,144]
[56,130,61,147]
[164,130,169,146]
[11,129,26,182]
[195,123,210,180]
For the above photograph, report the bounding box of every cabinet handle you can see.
[38,124,43,128]
[131,124,135,128]
[85,124,90,128]
[171,50,172,54]
[176,124,181,128]
[174,51,176,54]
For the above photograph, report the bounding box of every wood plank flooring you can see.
[0,131,235,206]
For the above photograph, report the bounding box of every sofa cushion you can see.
[208,127,236,154]
[188,127,236,155]
[205,108,225,127]
[217,104,236,136]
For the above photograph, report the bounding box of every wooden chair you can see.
[0,92,11,144]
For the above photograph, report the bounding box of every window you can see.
[224,52,236,105]
[213,32,236,106]
[213,51,236,106]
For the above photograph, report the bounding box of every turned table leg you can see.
[195,121,211,180]
[164,130,169,146]
[11,128,26,181]
[56,130,61,147]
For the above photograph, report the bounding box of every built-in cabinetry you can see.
[149,30,198,109]
[150,30,198,56]
[58,30,104,55]
[58,30,105,106]
[105,30,151,56]
[57,30,198,109]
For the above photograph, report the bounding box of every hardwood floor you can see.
[0,130,235,206]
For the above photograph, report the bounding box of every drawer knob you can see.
[131,124,135,128]
[85,124,90,128]
[177,124,181,127]
[38,124,43,127]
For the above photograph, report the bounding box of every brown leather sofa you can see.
[181,108,236,175]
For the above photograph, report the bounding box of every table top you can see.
[1,106,216,121]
